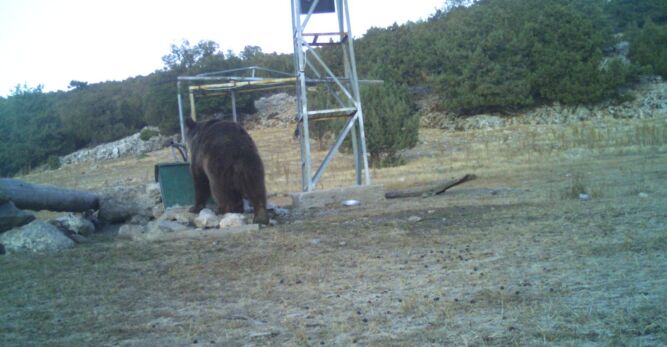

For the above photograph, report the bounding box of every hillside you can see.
[2,0,667,176]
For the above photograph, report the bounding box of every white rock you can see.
[638,192,649,198]
[579,193,590,201]
[49,213,95,235]
[117,224,146,240]
[0,221,75,253]
[219,213,246,229]
[408,215,422,222]
[194,208,221,229]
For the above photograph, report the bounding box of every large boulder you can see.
[0,201,35,233]
[98,183,162,223]
[0,220,75,253]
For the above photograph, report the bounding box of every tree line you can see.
[1,0,666,175]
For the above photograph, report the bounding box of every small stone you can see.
[219,213,245,229]
[408,215,422,222]
[427,210,435,214]
[310,238,321,246]
[117,224,146,240]
[339,241,347,246]
[152,204,165,219]
[638,192,648,198]
[578,193,590,201]
[194,208,220,229]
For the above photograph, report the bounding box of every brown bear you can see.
[185,118,269,225]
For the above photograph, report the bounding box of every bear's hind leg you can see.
[190,170,211,213]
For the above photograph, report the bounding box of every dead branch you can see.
[384,174,476,199]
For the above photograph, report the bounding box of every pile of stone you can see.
[0,212,97,254]
[117,207,258,242]
[251,93,297,128]
[418,78,667,131]
[59,126,177,166]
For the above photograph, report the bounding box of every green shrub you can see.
[139,128,160,141]
[46,155,61,170]
[627,19,667,78]
[361,83,418,167]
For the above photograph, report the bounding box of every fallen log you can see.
[384,174,476,199]
[0,178,99,212]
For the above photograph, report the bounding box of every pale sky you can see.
[0,0,445,96]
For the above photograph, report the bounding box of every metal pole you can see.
[343,0,371,185]
[336,0,361,185]
[231,90,238,122]
[177,81,186,145]
[188,91,197,121]
[293,0,313,191]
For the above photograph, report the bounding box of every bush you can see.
[627,19,667,78]
[361,83,418,167]
[46,155,61,170]
[139,128,160,141]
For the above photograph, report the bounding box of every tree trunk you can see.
[0,178,99,212]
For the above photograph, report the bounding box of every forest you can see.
[0,0,666,176]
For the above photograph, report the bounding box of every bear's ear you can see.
[185,118,196,129]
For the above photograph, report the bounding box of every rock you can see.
[145,183,162,203]
[67,234,90,244]
[0,220,75,253]
[578,193,590,201]
[49,213,95,236]
[117,224,146,240]
[219,213,246,229]
[129,214,151,225]
[194,209,221,229]
[59,127,176,166]
[152,204,165,219]
[0,201,35,233]
[408,215,422,223]
[310,238,321,246]
[98,183,162,223]
[159,206,194,223]
[252,93,297,128]
[638,192,649,198]
[148,220,190,234]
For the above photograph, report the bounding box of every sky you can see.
[0,0,445,96]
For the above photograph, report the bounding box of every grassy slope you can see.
[2,117,667,346]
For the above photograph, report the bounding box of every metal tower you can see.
[291,0,371,192]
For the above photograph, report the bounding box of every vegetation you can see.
[361,83,418,167]
[1,0,665,176]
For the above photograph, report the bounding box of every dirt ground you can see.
[2,118,666,346]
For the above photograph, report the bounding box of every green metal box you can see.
[155,162,196,208]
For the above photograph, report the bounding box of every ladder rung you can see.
[303,107,357,121]
[302,32,349,46]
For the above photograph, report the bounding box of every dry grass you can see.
[3,117,667,346]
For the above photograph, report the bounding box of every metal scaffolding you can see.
[176,0,372,192]
[176,66,295,144]
[291,0,371,192]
